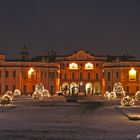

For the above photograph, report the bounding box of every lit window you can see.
[69,63,78,69]
[129,68,136,81]
[28,68,35,78]
[85,62,94,69]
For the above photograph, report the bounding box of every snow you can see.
[0,96,139,140]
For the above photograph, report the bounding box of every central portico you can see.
[56,49,106,95]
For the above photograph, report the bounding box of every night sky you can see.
[0,0,140,59]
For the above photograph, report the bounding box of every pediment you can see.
[68,50,96,60]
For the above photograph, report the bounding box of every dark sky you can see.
[0,0,140,59]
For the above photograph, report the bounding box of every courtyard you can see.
[0,95,139,140]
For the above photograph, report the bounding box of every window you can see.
[96,73,98,81]
[5,85,8,92]
[22,71,27,78]
[72,72,75,80]
[88,72,91,80]
[126,86,129,93]
[61,63,65,69]
[107,86,110,91]
[64,73,67,80]
[23,85,27,94]
[44,72,47,78]
[85,62,93,69]
[69,63,78,70]
[67,63,69,67]
[13,71,16,78]
[12,85,16,92]
[50,85,54,95]
[80,72,83,81]
[129,68,136,81]
[107,72,110,81]
[41,72,43,78]
[28,68,35,78]
[5,71,9,78]
[49,72,55,78]
[96,63,99,68]
[116,72,119,79]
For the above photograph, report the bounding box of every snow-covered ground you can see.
[0,95,139,140]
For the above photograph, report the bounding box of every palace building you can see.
[0,46,139,96]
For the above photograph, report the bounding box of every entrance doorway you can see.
[94,82,101,95]
[85,83,93,94]
[70,82,77,93]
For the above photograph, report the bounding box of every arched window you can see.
[88,72,91,80]
[72,72,75,80]
[80,72,83,81]
[85,62,94,69]
[69,63,78,69]
[64,73,67,81]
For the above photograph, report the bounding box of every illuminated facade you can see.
[0,48,139,96]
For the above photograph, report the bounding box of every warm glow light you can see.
[85,62,93,69]
[129,67,136,81]
[69,63,78,69]
[28,67,35,78]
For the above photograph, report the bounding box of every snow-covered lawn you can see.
[0,96,139,140]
